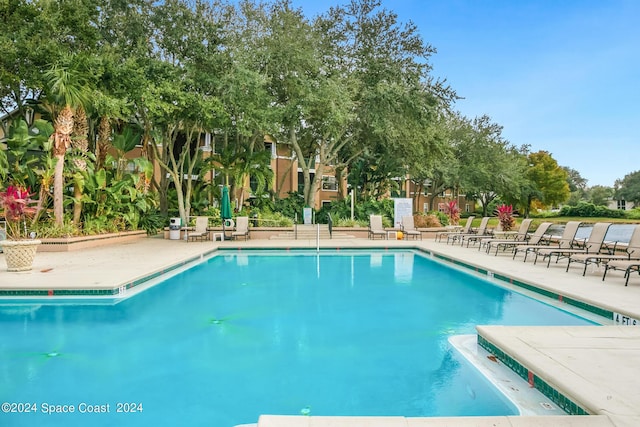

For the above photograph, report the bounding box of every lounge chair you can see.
[436,216,475,242]
[231,216,250,240]
[534,222,612,268]
[449,216,491,247]
[603,259,640,286]
[488,222,553,256]
[479,218,533,252]
[368,215,387,240]
[401,215,422,240]
[187,216,210,241]
[514,221,582,262]
[568,225,640,275]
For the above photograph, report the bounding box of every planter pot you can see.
[1,239,42,272]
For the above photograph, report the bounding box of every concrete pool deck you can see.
[2,235,640,427]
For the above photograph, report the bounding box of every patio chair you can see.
[401,215,422,240]
[513,221,582,262]
[479,218,533,252]
[187,216,210,241]
[568,225,640,275]
[368,215,387,240]
[603,259,640,286]
[534,222,612,268]
[436,216,475,242]
[488,222,553,256]
[231,216,250,240]
[449,216,491,247]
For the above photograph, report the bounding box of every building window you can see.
[465,203,470,213]
[298,172,314,193]
[618,200,626,210]
[322,176,338,191]
[423,203,429,213]
[321,200,332,208]
[264,142,275,158]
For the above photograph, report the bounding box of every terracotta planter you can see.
[1,240,42,272]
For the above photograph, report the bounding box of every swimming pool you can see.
[0,250,597,426]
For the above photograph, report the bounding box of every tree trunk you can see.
[53,154,65,226]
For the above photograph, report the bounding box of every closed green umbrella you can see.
[221,186,232,237]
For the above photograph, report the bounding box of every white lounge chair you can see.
[568,224,640,275]
[515,221,582,263]
[187,216,210,241]
[368,215,387,240]
[401,215,422,240]
[488,222,553,256]
[534,222,612,268]
[231,216,250,240]
[603,259,640,286]
[436,216,474,242]
[480,218,533,253]
[449,216,491,247]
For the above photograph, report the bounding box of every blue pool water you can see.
[0,250,596,426]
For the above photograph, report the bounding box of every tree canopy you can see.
[1,0,619,228]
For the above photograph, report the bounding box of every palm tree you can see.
[70,105,90,224]
[42,63,88,226]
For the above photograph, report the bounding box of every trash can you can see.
[169,217,181,240]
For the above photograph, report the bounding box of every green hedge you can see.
[559,201,626,218]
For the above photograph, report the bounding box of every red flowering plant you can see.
[0,185,38,240]
[445,200,460,226]
[495,204,516,231]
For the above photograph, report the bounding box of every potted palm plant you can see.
[0,185,41,271]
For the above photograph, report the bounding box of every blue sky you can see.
[290,0,639,187]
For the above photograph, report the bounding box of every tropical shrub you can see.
[430,210,449,226]
[273,191,306,220]
[414,213,442,228]
[626,208,640,220]
[30,218,80,238]
[333,217,368,227]
[247,210,294,227]
[444,201,460,225]
[139,209,166,235]
[316,197,395,225]
[495,204,516,231]
[0,185,38,239]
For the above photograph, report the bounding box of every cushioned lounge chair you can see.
[449,216,491,247]
[368,215,387,240]
[479,218,533,252]
[436,216,474,242]
[488,222,553,256]
[603,259,640,286]
[231,216,250,240]
[568,225,640,275]
[187,216,210,241]
[513,221,582,262]
[534,222,612,268]
[401,215,422,240]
